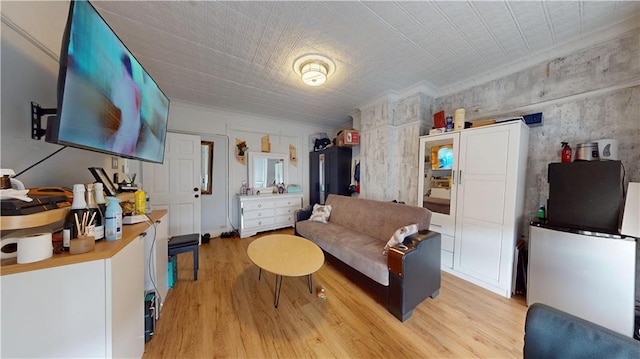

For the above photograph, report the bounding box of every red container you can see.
[561,142,572,163]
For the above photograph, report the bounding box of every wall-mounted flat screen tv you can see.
[47,0,169,163]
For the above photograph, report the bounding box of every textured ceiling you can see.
[91,1,640,128]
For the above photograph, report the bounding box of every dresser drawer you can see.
[275,214,295,226]
[441,234,454,252]
[243,217,275,229]
[429,216,454,237]
[441,250,453,269]
[243,208,275,221]
[276,198,301,208]
[242,200,274,211]
[276,206,298,216]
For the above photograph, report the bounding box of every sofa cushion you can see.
[296,220,390,286]
[309,204,332,223]
[325,195,431,243]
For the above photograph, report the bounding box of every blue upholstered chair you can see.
[524,303,640,359]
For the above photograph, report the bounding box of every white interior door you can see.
[142,132,201,237]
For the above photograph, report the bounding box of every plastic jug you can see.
[104,197,122,241]
[135,187,146,215]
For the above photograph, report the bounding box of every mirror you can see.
[248,152,289,191]
[201,141,214,195]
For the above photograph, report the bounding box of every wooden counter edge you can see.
[0,210,168,276]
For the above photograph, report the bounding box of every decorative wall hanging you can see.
[261,135,271,153]
[289,144,297,167]
[236,138,248,165]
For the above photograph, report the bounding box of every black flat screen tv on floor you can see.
[47,0,170,164]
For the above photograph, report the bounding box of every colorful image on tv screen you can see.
[435,145,453,170]
[58,0,169,163]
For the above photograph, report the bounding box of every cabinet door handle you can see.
[258,204,262,208]
[452,171,455,185]
[459,170,463,184]
[431,224,442,228]
[258,212,262,217]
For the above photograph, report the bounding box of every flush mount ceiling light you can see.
[293,54,335,87]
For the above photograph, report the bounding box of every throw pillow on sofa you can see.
[383,224,418,255]
[309,204,332,223]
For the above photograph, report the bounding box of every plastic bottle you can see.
[538,204,546,221]
[145,195,151,214]
[454,108,465,131]
[104,196,122,241]
[85,183,104,241]
[561,142,572,163]
[445,116,454,131]
[94,182,107,215]
[135,186,146,215]
[63,184,89,250]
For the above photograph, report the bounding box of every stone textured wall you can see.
[434,29,640,237]
[435,30,640,120]
[359,93,433,204]
[358,29,639,240]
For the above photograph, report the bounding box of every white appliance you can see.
[595,139,619,160]
[527,225,636,337]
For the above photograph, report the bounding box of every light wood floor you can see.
[143,228,528,358]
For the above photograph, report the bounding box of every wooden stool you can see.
[168,233,199,281]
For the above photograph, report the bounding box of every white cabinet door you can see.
[453,122,526,296]
[418,132,460,237]
[106,236,144,359]
[1,261,107,358]
[418,132,460,270]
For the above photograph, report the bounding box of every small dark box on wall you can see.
[523,112,543,127]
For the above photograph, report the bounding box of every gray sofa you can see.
[295,194,441,321]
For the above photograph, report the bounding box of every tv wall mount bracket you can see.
[31,102,57,140]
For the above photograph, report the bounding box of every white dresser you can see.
[238,194,303,238]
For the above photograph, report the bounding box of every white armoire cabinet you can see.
[418,121,529,297]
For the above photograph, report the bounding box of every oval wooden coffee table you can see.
[247,234,324,308]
